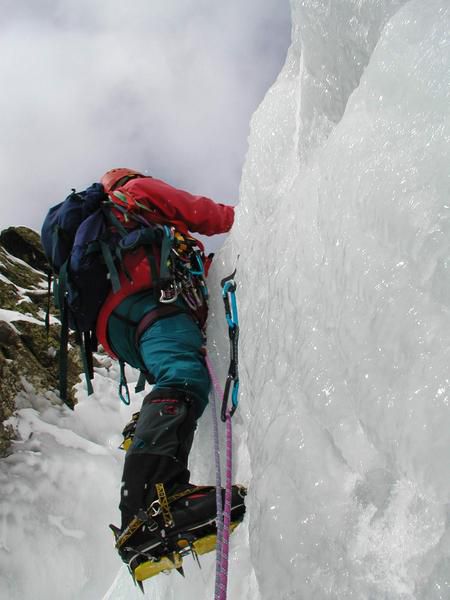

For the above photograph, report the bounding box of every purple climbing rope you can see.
[220,410,232,599]
[205,355,232,600]
[206,355,224,597]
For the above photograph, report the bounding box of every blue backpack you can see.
[41,183,207,408]
[41,184,115,407]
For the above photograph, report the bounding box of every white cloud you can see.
[0,0,290,234]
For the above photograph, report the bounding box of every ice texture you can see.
[216,0,450,598]
[1,1,449,599]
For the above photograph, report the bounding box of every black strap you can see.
[146,244,160,287]
[70,328,94,399]
[110,174,145,191]
[45,272,52,335]
[109,310,138,328]
[134,305,191,347]
[135,370,147,393]
[100,240,121,293]
[54,261,76,409]
[84,331,95,381]
[58,298,74,409]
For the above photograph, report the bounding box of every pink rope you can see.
[205,355,233,600]
[219,411,232,598]
[205,355,224,597]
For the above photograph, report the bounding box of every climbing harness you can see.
[104,212,210,406]
[205,265,240,600]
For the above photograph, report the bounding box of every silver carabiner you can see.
[149,499,161,517]
[160,282,179,304]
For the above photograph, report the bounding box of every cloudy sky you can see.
[0,0,291,235]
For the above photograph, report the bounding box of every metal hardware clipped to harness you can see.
[159,280,181,303]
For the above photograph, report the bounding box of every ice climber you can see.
[41,168,246,582]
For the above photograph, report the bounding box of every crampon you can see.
[110,484,247,592]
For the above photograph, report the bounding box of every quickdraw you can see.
[220,269,240,421]
[205,263,241,600]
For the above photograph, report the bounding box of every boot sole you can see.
[134,520,241,582]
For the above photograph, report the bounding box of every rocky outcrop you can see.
[0,227,82,456]
[0,226,50,274]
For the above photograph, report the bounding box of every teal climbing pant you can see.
[107,290,210,418]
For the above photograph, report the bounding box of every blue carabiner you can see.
[220,272,240,420]
[163,225,174,240]
[231,380,240,409]
[189,251,205,276]
[222,280,238,329]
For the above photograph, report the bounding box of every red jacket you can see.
[96,177,234,357]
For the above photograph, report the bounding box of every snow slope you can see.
[0,361,143,599]
[1,0,449,599]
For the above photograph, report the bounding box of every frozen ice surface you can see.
[219,0,450,598]
[1,0,450,599]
